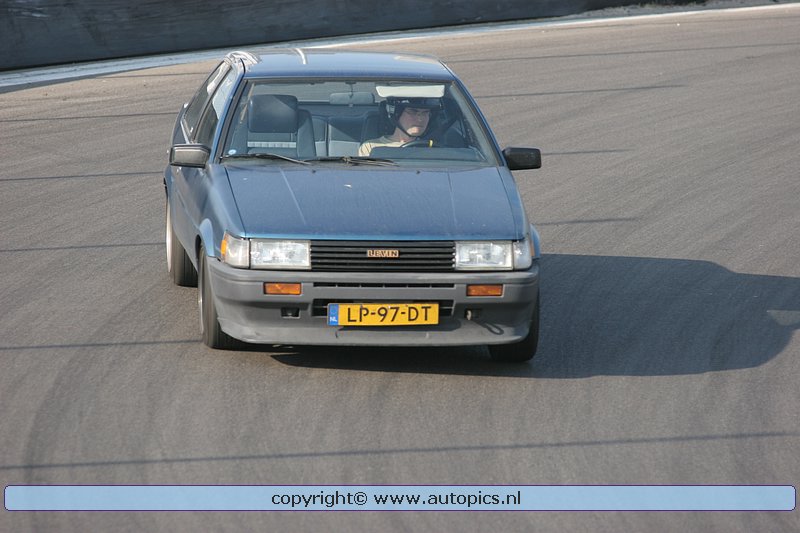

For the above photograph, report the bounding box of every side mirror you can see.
[170,144,211,168]
[502,147,542,170]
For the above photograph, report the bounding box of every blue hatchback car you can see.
[164,49,542,361]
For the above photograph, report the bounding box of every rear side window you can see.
[183,62,230,138]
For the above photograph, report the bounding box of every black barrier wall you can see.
[0,0,701,70]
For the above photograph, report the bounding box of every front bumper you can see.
[207,258,539,346]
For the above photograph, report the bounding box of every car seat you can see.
[246,94,316,159]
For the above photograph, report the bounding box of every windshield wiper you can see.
[304,156,397,167]
[222,153,310,165]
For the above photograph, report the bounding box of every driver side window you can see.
[193,68,239,147]
[183,62,230,139]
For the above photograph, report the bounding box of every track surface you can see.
[2,6,799,531]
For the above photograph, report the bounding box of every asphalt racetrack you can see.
[1,5,799,531]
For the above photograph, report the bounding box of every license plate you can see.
[328,303,439,326]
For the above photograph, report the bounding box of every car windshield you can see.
[220,79,500,167]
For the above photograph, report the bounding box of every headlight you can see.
[250,239,310,270]
[221,232,249,268]
[455,241,512,270]
[512,234,533,270]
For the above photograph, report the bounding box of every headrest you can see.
[248,94,298,133]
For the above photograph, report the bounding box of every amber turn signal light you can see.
[264,283,302,295]
[466,284,503,297]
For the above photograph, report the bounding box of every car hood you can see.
[224,165,521,240]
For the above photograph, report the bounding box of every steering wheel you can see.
[402,139,433,148]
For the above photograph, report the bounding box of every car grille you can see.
[310,241,455,272]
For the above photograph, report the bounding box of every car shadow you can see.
[265,254,800,378]
[533,254,800,378]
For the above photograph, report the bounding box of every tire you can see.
[166,201,198,287]
[198,247,239,349]
[489,295,540,363]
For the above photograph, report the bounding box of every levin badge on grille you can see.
[366,249,400,258]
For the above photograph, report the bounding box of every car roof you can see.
[230,49,457,81]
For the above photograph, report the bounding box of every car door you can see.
[171,64,239,257]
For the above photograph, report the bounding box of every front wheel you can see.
[166,201,197,287]
[198,247,239,349]
[489,295,540,363]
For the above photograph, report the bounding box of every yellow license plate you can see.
[328,303,439,326]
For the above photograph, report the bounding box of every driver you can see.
[358,97,439,156]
